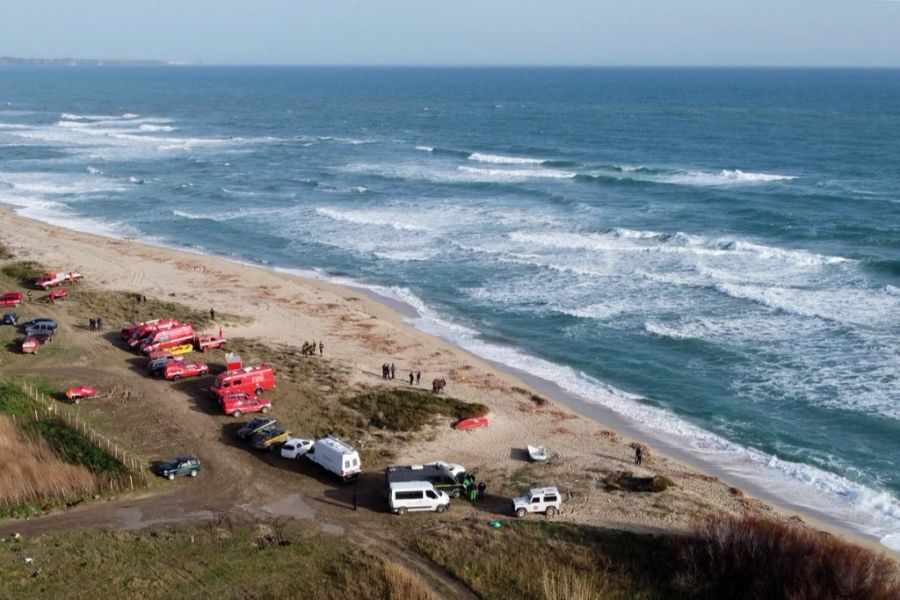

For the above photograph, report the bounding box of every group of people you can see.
[134,294,148,305]
[88,317,104,332]
[381,363,395,379]
[462,474,487,502]
[431,377,447,394]
[301,341,324,356]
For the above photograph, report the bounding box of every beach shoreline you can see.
[0,203,894,557]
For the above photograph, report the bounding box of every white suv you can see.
[280,437,314,460]
[511,486,562,518]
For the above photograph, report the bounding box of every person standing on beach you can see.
[89,318,95,332]
[210,308,216,321]
[416,371,421,385]
[319,341,324,355]
[634,446,643,466]
[390,363,395,379]
[26,290,32,303]
[409,372,414,385]
[97,317,103,332]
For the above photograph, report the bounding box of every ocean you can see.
[0,66,897,549]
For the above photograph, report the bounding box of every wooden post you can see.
[130,475,134,491]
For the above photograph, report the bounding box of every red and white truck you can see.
[0,292,22,307]
[122,318,173,340]
[140,323,195,354]
[209,364,275,399]
[35,270,82,290]
[194,332,226,352]
[126,319,181,349]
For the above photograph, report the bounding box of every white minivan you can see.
[389,481,450,515]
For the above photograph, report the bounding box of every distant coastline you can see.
[0,56,181,66]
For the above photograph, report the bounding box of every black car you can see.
[1,313,17,325]
[236,417,276,440]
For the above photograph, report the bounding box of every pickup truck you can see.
[163,361,209,381]
[35,271,82,290]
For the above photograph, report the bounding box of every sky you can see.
[1,0,900,66]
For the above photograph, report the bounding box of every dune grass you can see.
[1,260,43,286]
[1,520,436,599]
[344,388,488,432]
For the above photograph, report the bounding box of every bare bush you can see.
[675,515,900,599]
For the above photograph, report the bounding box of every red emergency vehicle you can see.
[126,318,181,348]
[209,364,275,399]
[140,323,195,354]
[0,292,22,307]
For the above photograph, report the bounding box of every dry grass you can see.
[542,567,607,600]
[0,416,96,506]
[381,560,439,600]
[675,515,900,599]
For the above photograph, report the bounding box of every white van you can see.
[389,481,450,515]
[305,436,361,482]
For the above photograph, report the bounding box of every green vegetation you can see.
[602,471,674,493]
[25,419,127,475]
[1,520,435,599]
[1,260,43,285]
[0,240,14,259]
[344,388,488,432]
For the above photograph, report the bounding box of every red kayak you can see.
[454,416,489,430]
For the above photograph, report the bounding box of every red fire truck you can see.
[209,364,275,399]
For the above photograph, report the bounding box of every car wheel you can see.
[516,508,527,518]
[397,507,408,515]
[436,505,446,513]
[167,473,175,480]
[172,375,181,381]
[260,406,269,414]
[546,507,557,518]
[450,488,461,499]
[233,410,242,417]
[73,397,80,404]
[255,388,263,395]
[190,470,197,477]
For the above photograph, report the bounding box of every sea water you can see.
[0,66,897,548]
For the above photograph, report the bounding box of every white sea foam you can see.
[468,152,547,165]
[138,124,175,132]
[86,166,102,175]
[415,145,434,152]
[315,207,429,231]
[661,169,797,186]
[456,165,576,180]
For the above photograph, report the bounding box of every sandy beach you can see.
[0,204,893,558]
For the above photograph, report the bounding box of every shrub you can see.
[1,260,44,286]
[674,515,900,599]
[345,388,488,432]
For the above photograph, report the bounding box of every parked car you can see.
[280,437,314,460]
[236,417,276,440]
[22,317,57,329]
[2,312,19,325]
[389,481,450,515]
[163,361,209,381]
[157,455,201,480]
[148,356,184,376]
[250,427,290,451]
[0,292,22,307]
[65,386,98,403]
[48,288,67,302]
[25,321,58,337]
[511,486,562,518]
[220,391,271,417]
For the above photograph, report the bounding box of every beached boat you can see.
[454,416,489,430]
[527,445,548,462]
